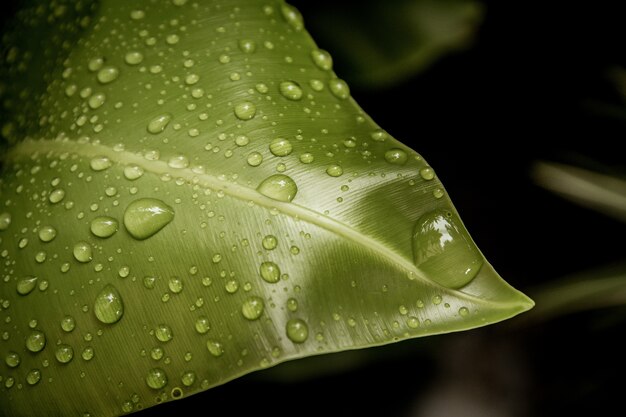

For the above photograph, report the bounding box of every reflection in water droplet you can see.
[16,276,38,295]
[124,198,174,240]
[82,347,95,361]
[241,296,264,320]
[257,174,298,202]
[5,352,20,368]
[247,152,263,167]
[94,284,124,324]
[326,165,343,177]
[262,235,278,250]
[234,101,256,120]
[124,164,144,180]
[269,138,293,156]
[419,167,435,180]
[73,241,93,263]
[206,340,224,357]
[25,331,46,352]
[146,368,168,390]
[279,81,303,101]
[26,369,41,385]
[90,216,118,238]
[38,225,57,242]
[55,344,74,364]
[182,371,196,387]
[259,261,280,283]
[61,316,76,332]
[299,153,314,164]
[147,114,172,134]
[195,317,210,334]
[286,318,309,343]
[384,149,408,165]
[412,210,483,288]
[155,324,173,342]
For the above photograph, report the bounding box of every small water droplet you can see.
[0,212,11,230]
[97,66,120,84]
[195,317,210,334]
[61,316,76,332]
[247,151,263,167]
[206,340,224,357]
[5,352,20,368]
[124,164,144,180]
[286,318,309,343]
[125,51,144,65]
[310,49,333,71]
[16,276,38,295]
[384,149,408,165]
[413,210,483,288]
[432,295,443,305]
[406,317,420,329]
[81,346,95,361]
[257,174,298,202]
[168,277,183,294]
[234,101,256,120]
[147,114,172,134]
[259,261,280,283]
[329,78,350,99]
[238,39,256,53]
[299,153,314,164]
[73,241,93,263]
[155,324,173,342]
[262,235,278,250]
[146,368,168,390]
[279,80,303,101]
[49,189,66,203]
[287,298,298,312]
[269,138,293,156]
[241,296,264,320]
[90,156,112,171]
[26,369,41,385]
[88,93,106,109]
[419,167,435,180]
[370,129,388,142]
[326,164,343,177]
[459,306,470,316]
[25,330,46,352]
[181,371,196,387]
[310,79,324,91]
[90,216,118,238]
[235,135,250,146]
[94,284,124,324]
[124,198,174,240]
[55,344,74,364]
[281,3,304,31]
[433,188,445,199]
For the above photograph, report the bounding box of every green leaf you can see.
[0,0,532,416]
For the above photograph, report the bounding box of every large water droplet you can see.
[147,114,172,134]
[310,49,333,71]
[73,241,93,263]
[329,78,350,99]
[155,324,173,342]
[195,317,210,334]
[279,81,303,101]
[259,261,280,283]
[269,138,293,156]
[247,152,263,167]
[26,369,41,386]
[206,340,224,357]
[94,284,124,324]
[90,156,112,171]
[146,368,168,390]
[234,101,256,120]
[16,276,38,295]
[97,66,120,84]
[326,164,343,177]
[5,352,20,368]
[124,198,174,240]
[262,235,278,250]
[412,209,483,288]
[61,316,76,332]
[55,344,74,364]
[25,330,46,352]
[281,3,304,31]
[241,296,264,320]
[124,164,144,180]
[286,318,309,343]
[384,149,408,165]
[182,371,196,387]
[257,174,298,202]
[90,216,118,238]
[125,51,144,65]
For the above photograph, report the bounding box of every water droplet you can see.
[225,279,239,294]
[2,352,20,371]
[432,295,443,305]
[459,306,470,317]
[286,318,309,343]
[279,81,303,101]
[124,198,174,240]
[26,369,41,385]
[206,340,224,357]
[55,344,74,364]
[73,241,93,263]
[82,347,95,361]
[412,209,483,288]
[299,153,314,164]
[182,371,196,387]
[185,74,199,85]
[329,78,350,99]
[168,277,183,294]
[94,284,124,324]
[287,298,298,312]
[269,138,293,156]
[195,317,210,334]
[61,316,76,332]
[326,164,343,177]
[281,3,304,31]
[151,347,163,361]
[235,135,250,146]
[370,129,388,142]
[384,149,408,165]
[125,51,144,65]
[290,245,300,255]
[247,152,263,167]
[259,261,280,283]
[241,296,264,320]
[155,324,173,342]
[97,66,120,84]
[124,164,144,180]
[146,368,168,390]
[16,276,38,295]
[406,317,420,329]
[262,235,278,250]
[90,216,118,238]
[238,39,256,53]
[234,101,256,120]
[25,330,46,352]
[88,93,106,109]
[433,188,445,199]
[310,49,333,71]
[257,174,298,202]
[0,212,11,230]
[147,114,172,134]
[309,79,324,91]
[419,167,435,180]
[49,189,66,203]
[90,156,112,171]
